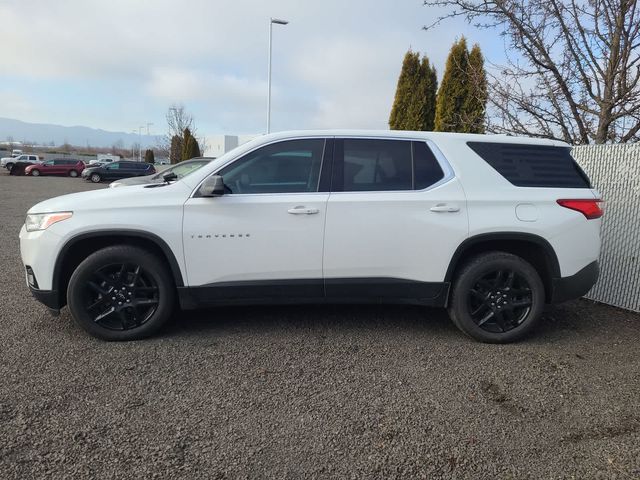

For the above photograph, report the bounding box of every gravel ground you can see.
[1,173,639,479]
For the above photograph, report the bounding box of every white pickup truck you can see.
[1,154,41,170]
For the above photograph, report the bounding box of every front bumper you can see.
[550,261,599,303]
[29,286,61,314]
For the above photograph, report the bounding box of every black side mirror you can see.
[162,171,178,183]
[197,175,225,197]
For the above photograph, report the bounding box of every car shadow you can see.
[161,303,460,340]
[157,299,639,345]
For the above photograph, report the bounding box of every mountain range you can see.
[0,117,161,149]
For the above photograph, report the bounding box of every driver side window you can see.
[218,139,325,194]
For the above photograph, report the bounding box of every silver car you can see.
[109,158,213,188]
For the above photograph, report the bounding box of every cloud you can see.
[289,36,402,129]
[0,0,503,134]
[0,90,35,119]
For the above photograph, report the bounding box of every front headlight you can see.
[25,212,73,232]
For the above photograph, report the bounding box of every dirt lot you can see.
[1,174,639,479]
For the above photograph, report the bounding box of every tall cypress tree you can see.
[181,128,201,161]
[464,43,487,133]
[170,135,182,164]
[389,50,421,130]
[435,37,470,132]
[418,57,438,131]
[389,50,438,131]
[144,149,155,164]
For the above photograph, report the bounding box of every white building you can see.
[203,134,259,158]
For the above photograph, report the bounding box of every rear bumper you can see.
[550,261,599,303]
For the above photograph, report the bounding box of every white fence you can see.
[572,144,640,312]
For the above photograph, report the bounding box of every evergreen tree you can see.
[144,149,155,164]
[170,135,182,164]
[435,37,470,132]
[463,43,487,133]
[389,50,438,131]
[418,57,438,131]
[181,128,201,161]
[389,50,421,130]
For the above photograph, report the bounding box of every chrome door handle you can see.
[430,203,460,213]
[288,206,319,215]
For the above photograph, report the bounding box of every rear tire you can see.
[30,169,40,177]
[69,170,78,177]
[447,252,545,343]
[90,173,101,183]
[67,245,175,341]
[6,163,14,171]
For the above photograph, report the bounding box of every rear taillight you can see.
[557,199,604,219]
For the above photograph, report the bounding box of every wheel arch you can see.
[53,230,184,307]
[445,232,560,303]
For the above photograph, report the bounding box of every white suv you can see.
[2,154,40,170]
[19,131,602,343]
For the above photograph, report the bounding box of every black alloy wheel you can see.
[447,252,544,343]
[67,245,175,340]
[467,269,533,333]
[83,263,159,331]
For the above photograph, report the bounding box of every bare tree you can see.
[111,139,124,155]
[161,103,208,156]
[165,104,195,140]
[424,0,640,144]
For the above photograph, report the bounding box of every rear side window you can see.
[467,142,591,188]
[342,139,412,191]
[334,139,445,192]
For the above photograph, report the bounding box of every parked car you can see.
[109,158,212,188]
[96,154,121,163]
[20,130,602,342]
[25,159,85,177]
[1,154,40,171]
[81,161,156,183]
[11,149,23,157]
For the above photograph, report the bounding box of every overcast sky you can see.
[0,0,504,136]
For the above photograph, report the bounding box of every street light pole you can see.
[267,18,289,134]
[138,126,145,162]
[131,129,137,160]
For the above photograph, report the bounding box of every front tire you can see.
[6,163,14,171]
[69,170,78,177]
[30,169,40,177]
[90,173,101,183]
[67,246,175,341]
[447,252,545,343]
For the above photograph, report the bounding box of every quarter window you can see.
[413,141,445,189]
[219,139,325,194]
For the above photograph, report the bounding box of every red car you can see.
[25,159,86,178]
